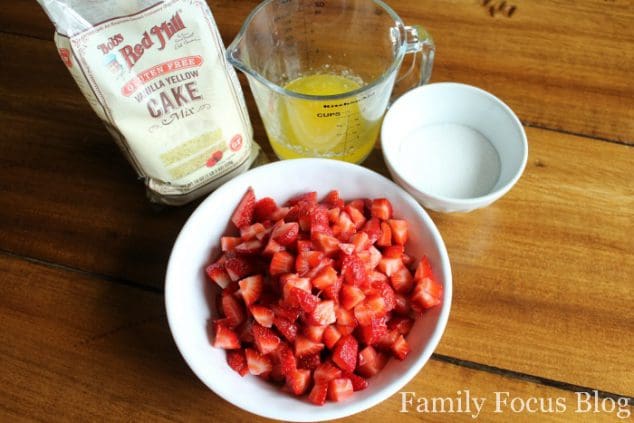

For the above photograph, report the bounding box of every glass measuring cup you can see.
[227,0,434,163]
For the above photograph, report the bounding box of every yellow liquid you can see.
[267,73,381,163]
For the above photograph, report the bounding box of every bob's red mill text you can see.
[38,0,259,205]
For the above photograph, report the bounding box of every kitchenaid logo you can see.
[117,12,187,69]
[399,390,632,419]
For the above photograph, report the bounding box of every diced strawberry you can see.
[345,205,366,229]
[226,349,249,376]
[312,232,340,256]
[272,303,302,322]
[327,207,341,223]
[238,274,263,306]
[235,239,263,255]
[286,191,318,206]
[309,300,336,326]
[221,236,242,252]
[314,361,343,383]
[270,251,295,276]
[323,190,345,208]
[303,324,327,342]
[375,328,400,351]
[391,334,410,360]
[357,345,388,377]
[281,274,312,302]
[346,199,366,213]
[357,316,388,345]
[296,250,325,275]
[338,243,355,255]
[249,305,274,328]
[269,361,286,384]
[231,187,256,229]
[358,246,382,272]
[205,263,231,289]
[414,255,434,280]
[353,302,375,326]
[212,322,240,349]
[376,221,392,247]
[286,369,311,395]
[296,239,313,252]
[340,284,366,310]
[224,256,255,281]
[222,294,245,327]
[368,270,388,284]
[254,197,278,222]
[245,348,272,375]
[332,335,358,373]
[402,253,414,267]
[342,254,368,287]
[271,206,291,221]
[328,378,354,402]
[350,232,371,253]
[308,383,328,406]
[333,211,355,241]
[390,266,414,294]
[310,205,331,236]
[335,307,357,326]
[274,315,298,342]
[272,221,299,246]
[388,219,408,245]
[388,316,415,335]
[365,294,389,317]
[410,276,443,312]
[290,287,319,313]
[262,237,285,256]
[277,343,297,376]
[321,275,342,302]
[253,323,281,355]
[383,245,404,258]
[240,223,266,241]
[323,325,342,349]
[336,324,356,336]
[238,317,255,343]
[343,372,368,391]
[371,281,396,312]
[311,265,337,290]
[294,335,324,358]
[361,217,381,243]
[371,198,393,220]
[297,353,321,370]
[394,293,411,315]
[377,256,404,277]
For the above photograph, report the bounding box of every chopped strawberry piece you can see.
[308,383,329,405]
[314,361,343,383]
[286,191,318,206]
[402,253,414,266]
[311,265,338,290]
[375,328,400,351]
[286,369,311,395]
[296,250,325,275]
[272,303,302,322]
[368,270,388,284]
[376,221,392,247]
[361,217,381,243]
[377,256,404,277]
[357,345,388,377]
[358,246,382,271]
[240,223,266,241]
[249,305,274,328]
[254,197,278,222]
[382,245,404,258]
[290,287,319,313]
[310,205,331,236]
[336,324,356,336]
[224,256,255,281]
[309,300,337,326]
[221,236,242,252]
[340,284,366,310]
[327,207,341,223]
[262,237,285,256]
[353,302,375,326]
[388,316,415,335]
[371,280,396,312]
[312,232,340,256]
[321,275,342,302]
[323,325,342,350]
[251,323,280,355]
[333,211,355,241]
[231,187,256,229]
[235,239,263,255]
[338,243,355,255]
[297,353,321,370]
[205,263,231,288]
[294,335,324,358]
[345,205,366,230]
[342,254,368,287]
[365,294,389,318]
[343,372,368,391]
[281,274,311,302]
[414,255,434,280]
[390,266,414,294]
[212,322,241,349]
[328,378,354,402]
[245,348,272,375]
[274,315,298,343]
[296,239,313,252]
[388,219,408,245]
[238,317,255,343]
[226,349,249,377]
[269,251,295,276]
[303,324,327,342]
[271,206,291,221]
[410,276,443,312]
[350,232,371,252]
[394,293,411,315]
[222,294,245,328]
[277,343,297,376]
[346,199,366,212]
[332,335,358,373]
[391,334,410,360]
[371,198,393,220]
[335,307,357,327]
[357,316,388,345]
[238,274,263,306]
[272,221,299,246]
[323,190,345,208]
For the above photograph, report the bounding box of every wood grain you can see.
[2,254,631,422]
[0,0,632,142]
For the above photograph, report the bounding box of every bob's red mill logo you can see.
[98,13,187,69]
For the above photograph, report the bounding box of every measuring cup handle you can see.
[391,25,435,103]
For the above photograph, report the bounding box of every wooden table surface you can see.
[1,0,633,421]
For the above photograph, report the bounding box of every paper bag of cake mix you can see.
[37,0,259,205]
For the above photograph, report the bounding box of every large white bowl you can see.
[165,158,452,421]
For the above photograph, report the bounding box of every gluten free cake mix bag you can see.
[38,0,259,205]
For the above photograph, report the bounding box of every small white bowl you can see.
[381,83,528,212]
[165,158,452,421]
